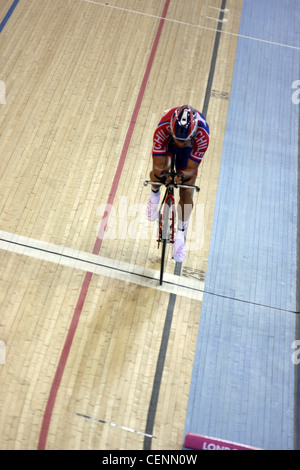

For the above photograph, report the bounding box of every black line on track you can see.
[143,0,228,450]
[2,236,299,314]
[0,237,204,294]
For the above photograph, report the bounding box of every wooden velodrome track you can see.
[0,0,243,450]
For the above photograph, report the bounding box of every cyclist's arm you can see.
[150,156,170,182]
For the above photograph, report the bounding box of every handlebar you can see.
[143,180,200,193]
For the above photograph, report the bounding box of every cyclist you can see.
[146,105,210,262]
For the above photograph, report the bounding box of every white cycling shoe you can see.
[146,190,160,221]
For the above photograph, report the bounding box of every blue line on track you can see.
[0,0,19,33]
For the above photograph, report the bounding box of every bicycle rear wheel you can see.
[159,197,173,285]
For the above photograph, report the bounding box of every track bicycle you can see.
[144,165,200,285]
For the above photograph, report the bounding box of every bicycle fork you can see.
[158,192,176,247]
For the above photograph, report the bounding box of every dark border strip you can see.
[0,0,19,33]
[143,0,227,450]
[295,68,300,450]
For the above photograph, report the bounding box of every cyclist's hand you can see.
[160,170,172,185]
[174,171,184,185]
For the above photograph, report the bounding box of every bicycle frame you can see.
[144,178,199,243]
[144,155,200,284]
[157,183,174,245]
[144,172,200,284]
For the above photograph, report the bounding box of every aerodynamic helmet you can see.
[169,105,198,141]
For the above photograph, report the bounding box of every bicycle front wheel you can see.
[160,238,167,285]
[159,197,173,285]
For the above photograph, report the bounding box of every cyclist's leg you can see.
[174,149,195,262]
[147,154,171,222]
[178,186,194,220]
[175,147,196,222]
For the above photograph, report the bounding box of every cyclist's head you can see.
[170,105,198,142]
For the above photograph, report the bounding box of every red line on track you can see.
[37,0,170,450]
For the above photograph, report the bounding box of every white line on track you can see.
[80,0,300,51]
[0,230,204,301]
[76,413,156,439]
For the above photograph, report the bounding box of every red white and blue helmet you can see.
[170,105,198,141]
